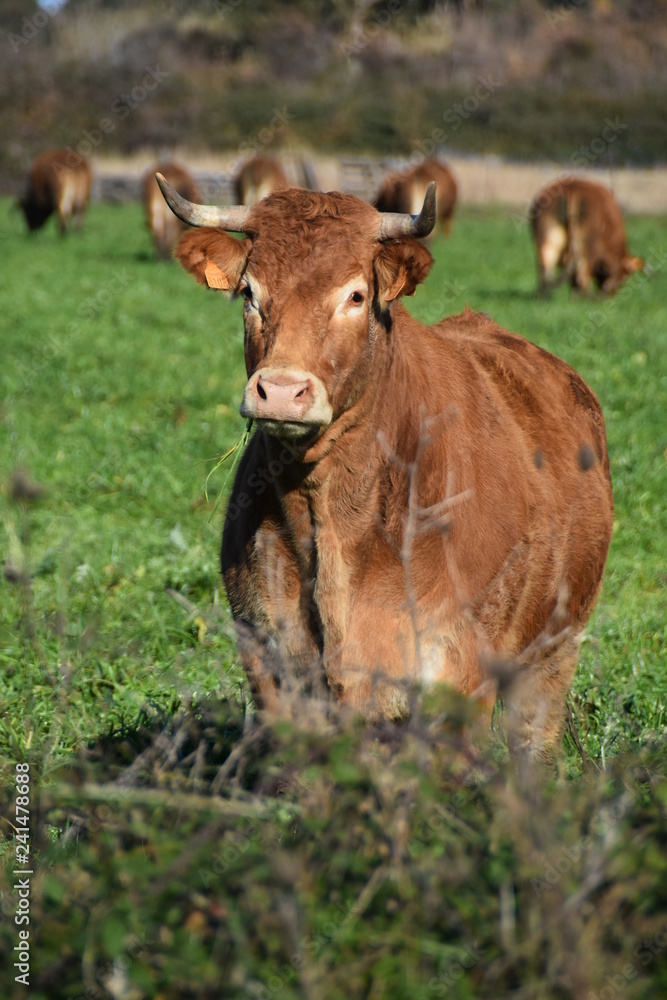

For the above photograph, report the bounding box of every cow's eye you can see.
[349,291,365,305]
[240,283,257,309]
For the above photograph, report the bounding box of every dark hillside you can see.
[2,0,667,188]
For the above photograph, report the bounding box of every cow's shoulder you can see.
[430,306,541,364]
[428,306,604,424]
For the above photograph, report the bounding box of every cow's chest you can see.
[280,483,356,621]
[283,475,412,642]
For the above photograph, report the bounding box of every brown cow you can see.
[529,177,643,295]
[374,159,458,236]
[157,176,613,761]
[143,162,200,260]
[234,155,289,206]
[19,149,92,233]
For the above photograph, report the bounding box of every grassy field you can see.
[0,199,666,998]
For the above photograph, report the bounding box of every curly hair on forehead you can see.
[245,187,379,238]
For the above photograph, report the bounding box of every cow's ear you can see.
[175,229,250,291]
[374,239,434,304]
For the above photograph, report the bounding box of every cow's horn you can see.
[377,182,437,240]
[156,173,251,232]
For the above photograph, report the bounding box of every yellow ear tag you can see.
[205,261,230,290]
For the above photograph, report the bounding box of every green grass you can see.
[1,199,664,765]
[0,199,666,999]
[0,200,249,762]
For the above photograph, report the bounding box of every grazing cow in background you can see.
[19,149,92,233]
[234,155,289,206]
[374,159,458,236]
[157,175,613,761]
[143,162,200,260]
[529,177,643,295]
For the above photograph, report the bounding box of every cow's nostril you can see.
[295,386,308,399]
[257,381,267,400]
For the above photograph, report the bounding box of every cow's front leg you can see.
[223,517,325,714]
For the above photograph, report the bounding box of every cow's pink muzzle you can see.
[240,367,333,442]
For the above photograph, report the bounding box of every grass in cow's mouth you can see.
[0,198,665,999]
[204,418,253,519]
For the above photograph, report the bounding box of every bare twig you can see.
[43,782,285,819]
[566,701,592,775]
[316,863,390,969]
[210,724,265,794]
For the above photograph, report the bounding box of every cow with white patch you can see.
[374,159,457,237]
[143,162,200,260]
[20,149,92,234]
[529,177,643,295]
[234,155,288,207]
